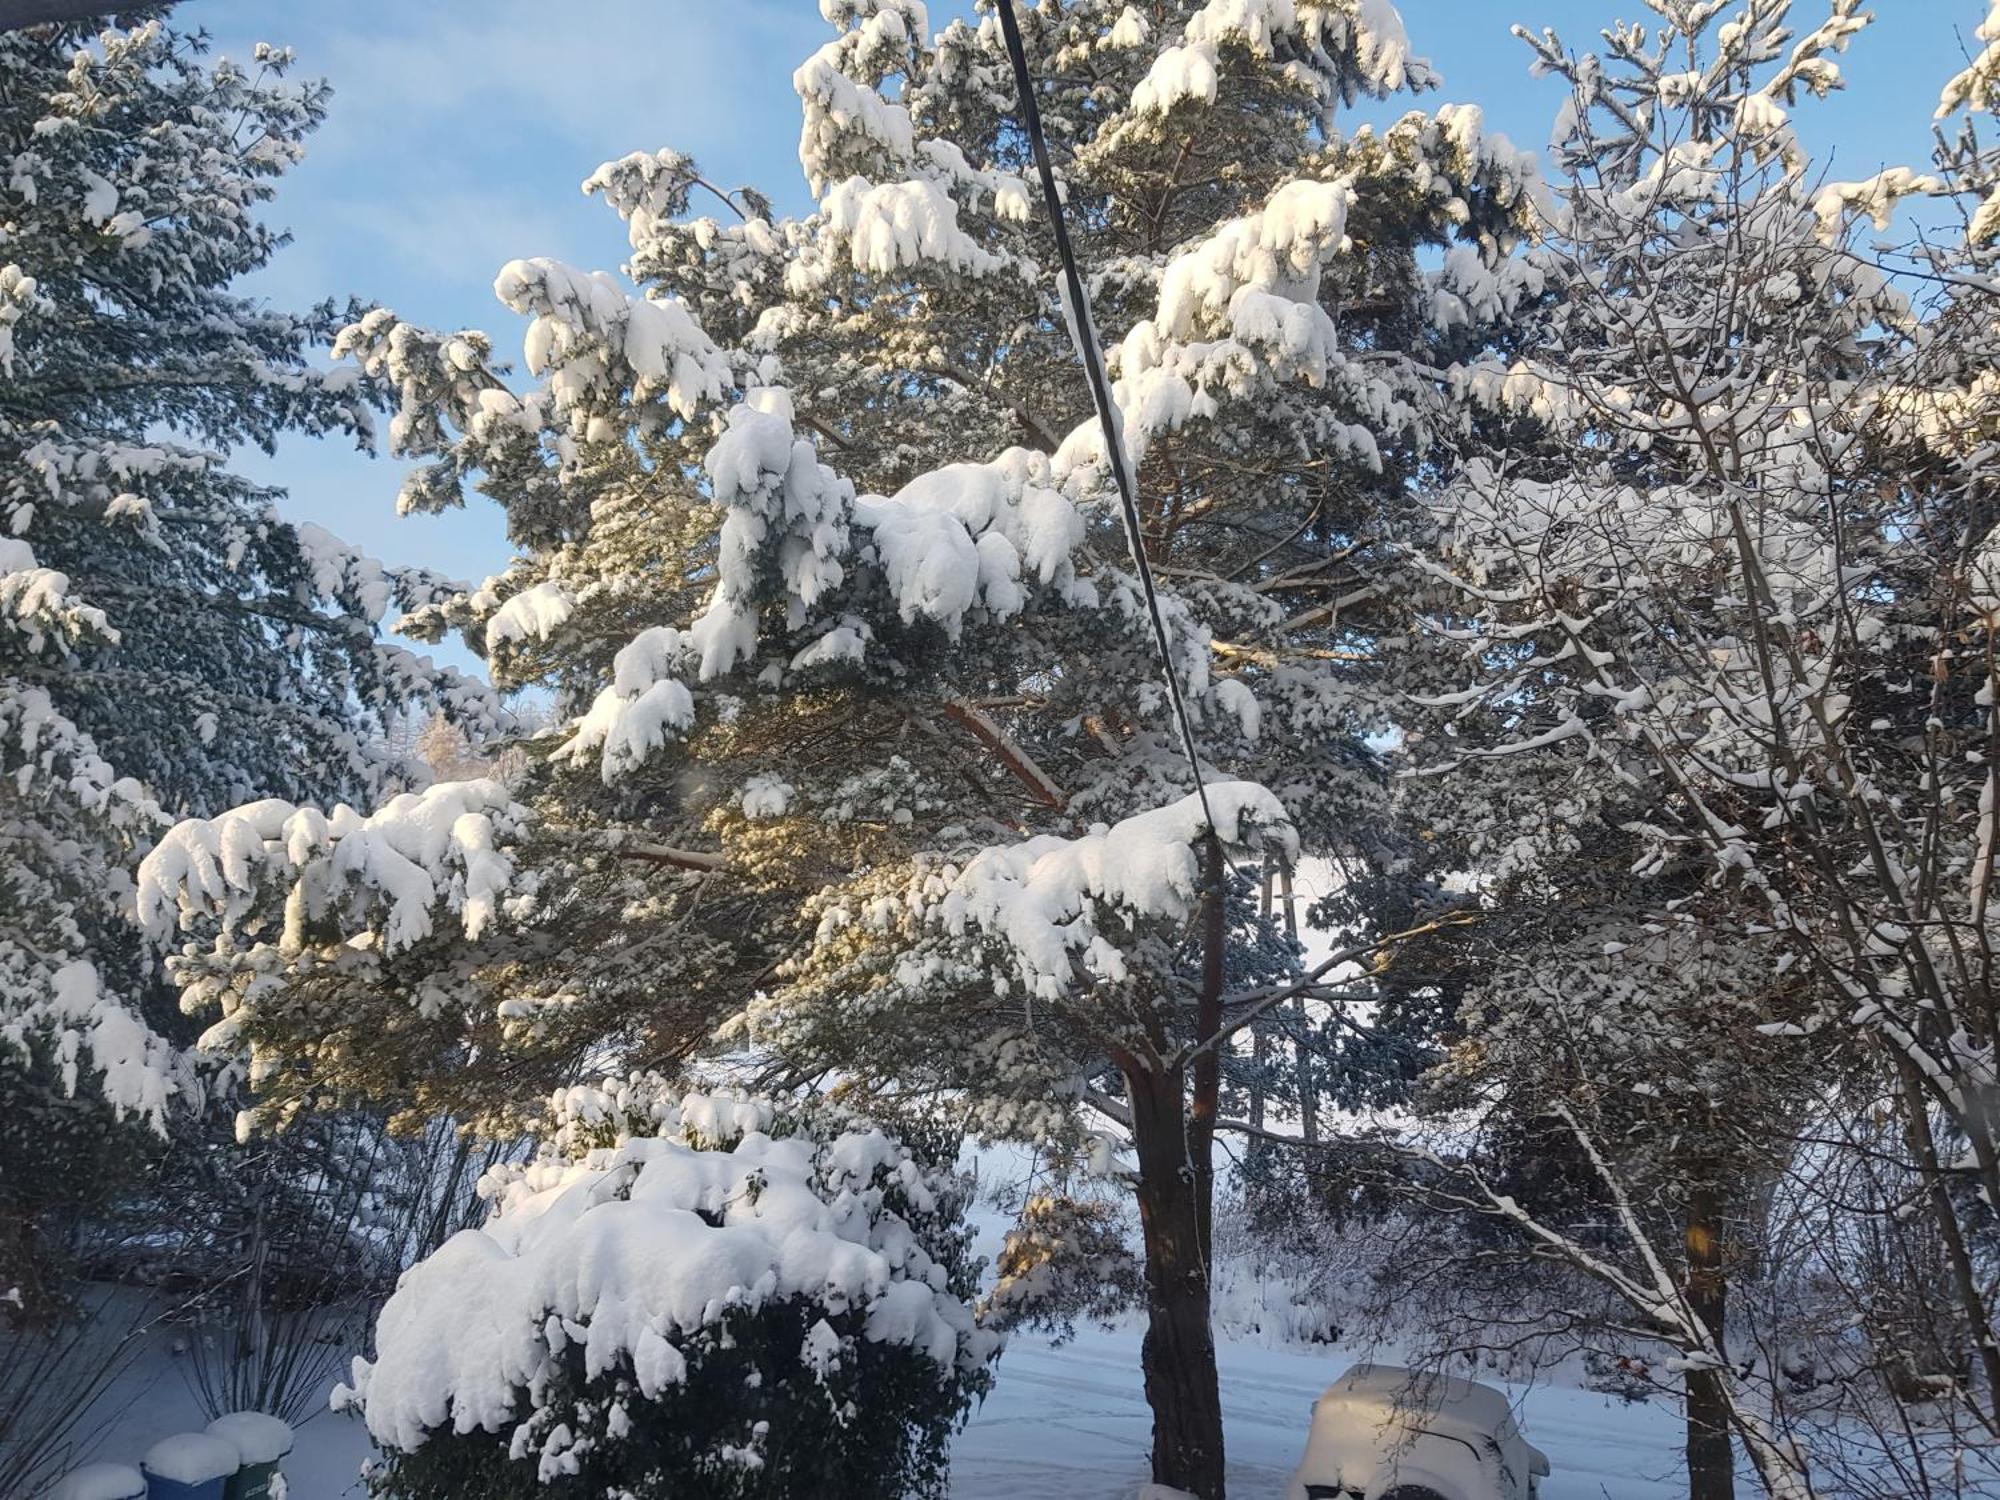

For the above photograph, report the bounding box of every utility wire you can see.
[993,0,1218,839]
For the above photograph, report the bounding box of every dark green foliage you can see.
[0,10,496,1390]
[357,1085,995,1500]
[0,1048,158,1324]
[368,1296,979,1500]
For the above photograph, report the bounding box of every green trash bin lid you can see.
[203,1414,293,1466]
[47,1461,147,1500]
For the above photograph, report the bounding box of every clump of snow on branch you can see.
[0,536,113,654]
[1059,175,1372,478]
[4,959,180,1132]
[820,175,1006,279]
[484,579,577,653]
[927,782,1297,999]
[494,257,730,429]
[554,625,698,783]
[0,681,176,1128]
[794,30,918,195]
[688,388,858,679]
[292,521,467,629]
[739,775,795,820]
[1134,0,1425,115]
[554,388,1095,782]
[137,779,527,956]
[855,448,1088,631]
[790,3,1035,293]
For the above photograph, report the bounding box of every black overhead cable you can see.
[992,0,1219,839]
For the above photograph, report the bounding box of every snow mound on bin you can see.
[336,1106,994,1454]
[48,1463,146,1500]
[140,1432,239,1484]
[206,1411,294,1464]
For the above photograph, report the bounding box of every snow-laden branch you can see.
[919,782,1296,1004]
[137,779,527,955]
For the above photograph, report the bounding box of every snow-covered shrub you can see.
[1206,1199,1347,1350]
[337,1080,999,1499]
[980,1193,1141,1345]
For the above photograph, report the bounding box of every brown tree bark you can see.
[1189,834,1225,1265]
[1248,861,1273,1141]
[1278,864,1318,1143]
[1685,1182,1736,1500]
[1113,834,1232,1498]
[1125,1058,1226,1500]
[1893,1052,2000,1428]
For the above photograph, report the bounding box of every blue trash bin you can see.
[140,1432,239,1500]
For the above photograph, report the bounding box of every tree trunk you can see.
[1189,834,1224,1264]
[1279,864,1317,1142]
[1125,1058,1226,1500]
[1248,862,1273,1143]
[1685,1182,1735,1500]
[1892,1052,2000,1428]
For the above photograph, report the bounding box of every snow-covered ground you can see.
[954,1330,1691,1499]
[66,1325,1691,1499]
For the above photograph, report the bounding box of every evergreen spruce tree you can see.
[0,14,494,1315]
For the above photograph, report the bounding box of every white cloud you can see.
[304,0,826,194]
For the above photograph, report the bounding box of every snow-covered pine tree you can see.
[0,16,495,1314]
[139,5,1541,1494]
[1406,3,2000,1493]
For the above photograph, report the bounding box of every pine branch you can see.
[943,701,1066,809]
[618,841,727,873]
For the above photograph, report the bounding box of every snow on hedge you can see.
[335,1084,998,1476]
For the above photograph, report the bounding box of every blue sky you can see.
[184,0,1984,678]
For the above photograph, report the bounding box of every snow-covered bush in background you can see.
[980,1193,1142,1346]
[337,1079,999,1500]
